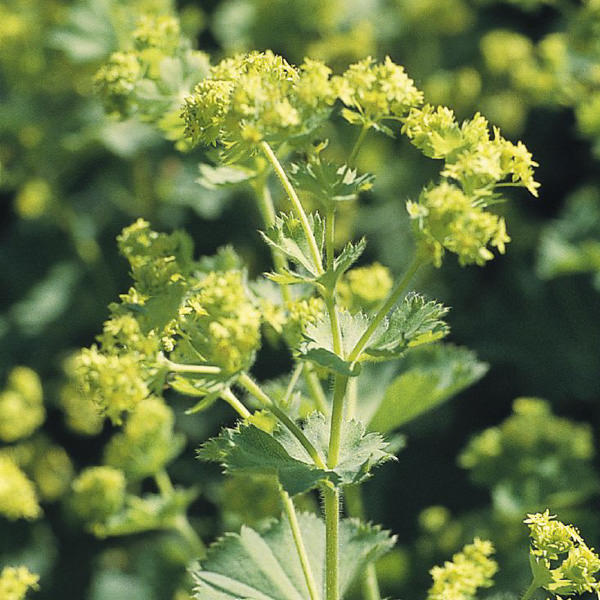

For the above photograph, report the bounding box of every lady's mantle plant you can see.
[74,34,600,600]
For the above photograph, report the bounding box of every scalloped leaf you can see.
[191,512,395,599]
[364,292,450,360]
[260,212,325,279]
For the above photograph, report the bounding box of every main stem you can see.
[260,141,323,275]
[281,489,321,600]
[348,255,423,363]
[324,485,340,600]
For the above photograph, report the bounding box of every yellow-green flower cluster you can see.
[407,182,510,266]
[282,297,325,349]
[0,455,40,520]
[525,510,600,596]
[0,566,39,600]
[402,106,538,266]
[104,397,183,481]
[459,398,595,494]
[174,270,261,374]
[182,50,335,151]
[334,56,423,130]
[0,367,44,443]
[337,262,393,313]
[94,52,143,115]
[427,538,497,600]
[117,218,194,296]
[71,466,126,524]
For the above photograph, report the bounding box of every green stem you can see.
[252,176,292,303]
[520,580,539,600]
[221,388,252,419]
[345,486,381,600]
[260,141,323,275]
[348,255,424,363]
[304,365,329,415]
[280,489,321,600]
[172,513,206,558]
[158,354,222,376]
[327,376,348,469]
[282,363,304,406]
[348,125,369,168]
[154,469,175,496]
[326,209,336,271]
[324,486,340,600]
[237,373,327,470]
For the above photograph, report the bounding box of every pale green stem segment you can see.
[237,373,327,470]
[326,209,336,271]
[282,363,304,406]
[154,470,206,558]
[280,488,321,600]
[345,486,381,600]
[221,387,252,419]
[520,580,539,600]
[348,255,424,363]
[260,140,324,276]
[324,486,340,600]
[348,125,369,168]
[252,176,292,303]
[158,354,222,376]
[304,365,329,415]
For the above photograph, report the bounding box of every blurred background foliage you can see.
[1,0,599,598]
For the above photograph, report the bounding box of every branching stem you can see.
[260,141,324,275]
[158,354,222,376]
[221,388,252,419]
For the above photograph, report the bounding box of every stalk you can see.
[260,141,323,275]
[304,365,329,415]
[158,354,222,376]
[237,373,327,470]
[324,486,340,600]
[280,489,321,600]
[348,256,423,363]
[221,387,252,419]
[348,124,369,168]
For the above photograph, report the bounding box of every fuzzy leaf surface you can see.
[261,212,325,280]
[191,512,395,599]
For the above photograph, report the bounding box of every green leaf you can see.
[275,413,394,486]
[366,345,488,433]
[191,512,395,599]
[318,238,367,290]
[365,292,449,360]
[198,423,329,496]
[300,311,378,376]
[92,489,198,538]
[199,414,392,493]
[289,157,374,209]
[197,164,254,190]
[261,212,325,279]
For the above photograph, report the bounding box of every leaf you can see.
[191,512,395,599]
[365,292,449,360]
[299,311,378,376]
[197,164,254,190]
[198,414,392,493]
[366,345,488,433]
[275,413,394,486]
[289,157,374,209]
[318,238,367,290]
[198,423,329,496]
[261,212,325,279]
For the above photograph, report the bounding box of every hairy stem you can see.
[158,354,222,376]
[280,489,321,600]
[348,124,369,168]
[348,255,424,363]
[324,486,340,600]
[326,209,336,271]
[327,376,348,469]
[260,141,323,275]
[237,373,327,470]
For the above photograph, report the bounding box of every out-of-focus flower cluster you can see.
[0,566,39,600]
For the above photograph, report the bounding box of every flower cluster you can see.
[334,56,423,131]
[104,396,184,481]
[182,50,335,154]
[337,262,393,313]
[0,566,39,600]
[71,466,127,524]
[0,367,44,442]
[525,510,600,596]
[174,270,261,375]
[0,455,40,520]
[403,106,538,266]
[427,537,498,600]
